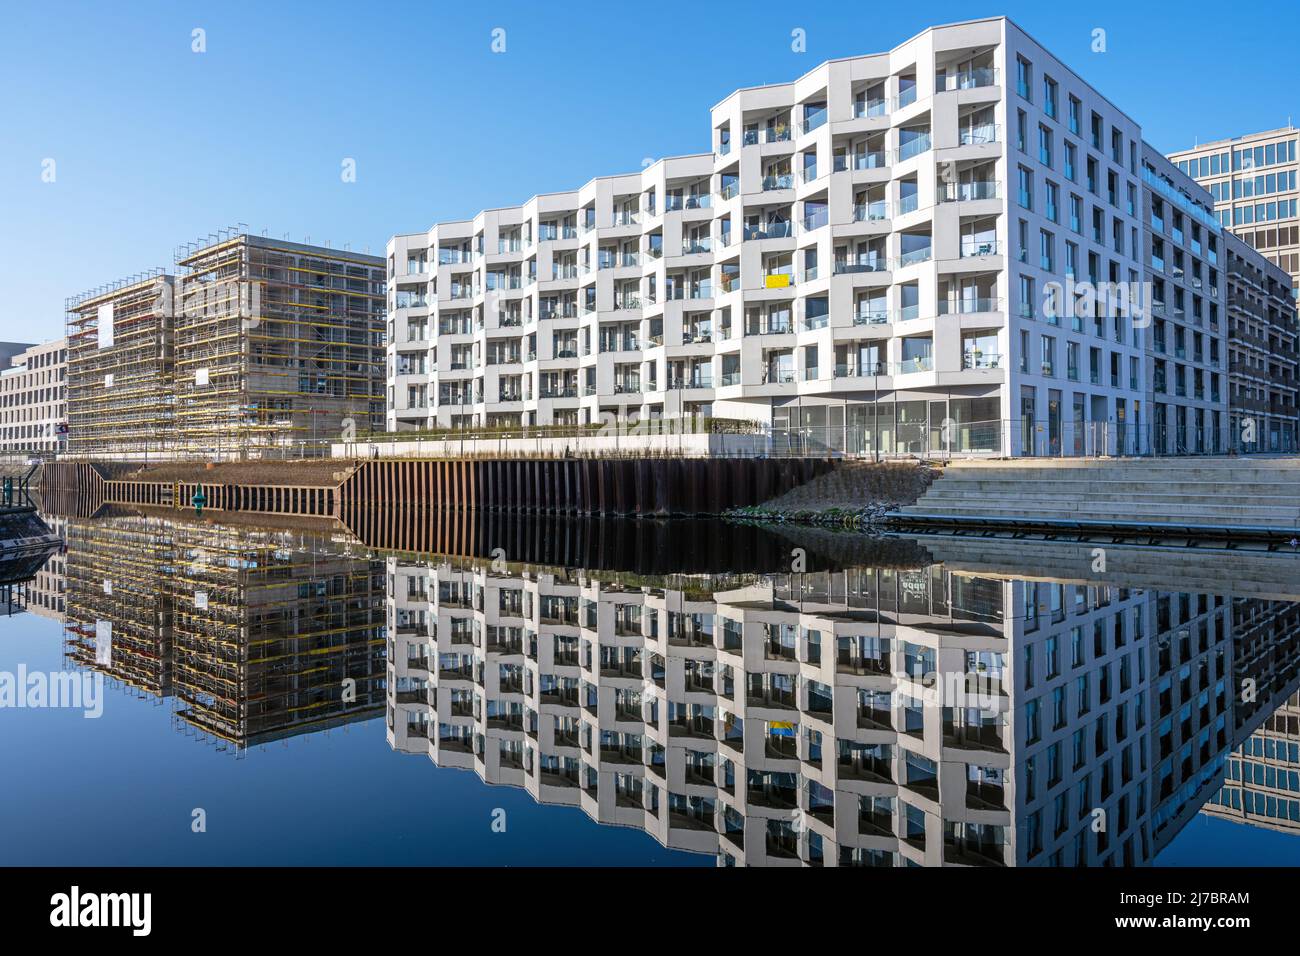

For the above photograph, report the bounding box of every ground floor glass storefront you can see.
[772,397,1002,456]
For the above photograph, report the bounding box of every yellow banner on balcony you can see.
[765,274,791,289]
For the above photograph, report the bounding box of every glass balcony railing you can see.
[801,109,827,134]
[958,124,999,146]
[898,193,920,215]
[896,86,918,109]
[898,246,933,267]
[668,374,713,390]
[962,351,1001,369]
[852,98,888,119]
[762,173,795,191]
[681,238,712,255]
[854,307,889,325]
[897,304,922,322]
[802,209,829,231]
[940,297,1002,315]
[937,67,998,91]
[761,367,796,384]
[943,181,1000,202]
[799,164,820,184]
[743,222,793,240]
[895,134,932,163]
[834,151,886,172]
[665,193,712,212]
[853,200,889,222]
[895,354,933,373]
[834,257,887,275]
[743,126,793,146]
[960,239,999,258]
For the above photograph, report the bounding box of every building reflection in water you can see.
[32,504,1300,862]
[60,510,386,750]
[386,553,1300,866]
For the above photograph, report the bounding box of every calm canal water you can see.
[1,509,1297,866]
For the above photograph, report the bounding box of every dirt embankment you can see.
[759,460,937,512]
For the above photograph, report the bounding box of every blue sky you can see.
[2,0,1297,342]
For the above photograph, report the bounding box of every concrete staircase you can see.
[894,457,1300,533]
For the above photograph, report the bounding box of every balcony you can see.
[743,126,792,146]
[539,386,578,399]
[833,151,886,172]
[942,181,999,202]
[957,124,999,146]
[937,67,998,91]
[895,355,934,374]
[962,351,1001,369]
[762,173,795,191]
[853,306,888,326]
[665,193,712,211]
[668,373,713,390]
[743,222,793,241]
[895,133,932,163]
[681,238,711,255]
[959,239,999,258]
[941,297,1001,315]
[834,256,887,276]
[801,109,827,134]
[853,200,888,222]
[852,98,888,119]
[898,245,933,267]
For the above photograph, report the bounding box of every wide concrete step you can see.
[928,478,1300,494]
[944,457,1300,470]
[917,487,1300,505]
[897,501,1300,523]
[940,466,1300,480]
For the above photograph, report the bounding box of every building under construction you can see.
[168,522,386,748]
[173,233,385,456]
[64,273,176,457]
[62,512,175,699]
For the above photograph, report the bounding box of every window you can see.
[1039,126,1053,168]
[1044,77,1058,119]
[1068,95,1081,134]
[1017,56,1033,100]
[1018,166,1033,210]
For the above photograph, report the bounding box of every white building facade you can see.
[0,338,67,454]
[386,18,1165,456]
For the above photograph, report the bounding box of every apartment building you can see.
[1168,127,1300,299]
[384,551,1284,865]
[65,235,386,458]
[65,274,176,457]
[0,338,67,454]
[1224,233,1299,451]
[1140,149,1228,454]
[174,235,386,454]
[388,17,1172,456]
